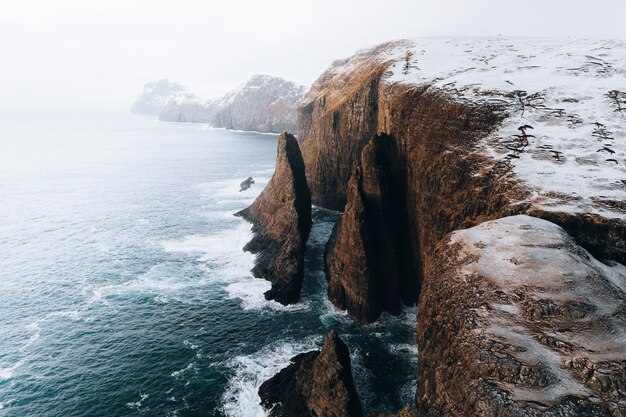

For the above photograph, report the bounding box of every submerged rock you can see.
[416,215,626,416]
[239,177,254,192]
[259,330,362,417]
[237,131,311,305]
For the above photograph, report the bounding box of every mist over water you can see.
[0,112,416,416]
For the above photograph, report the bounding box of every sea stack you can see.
[258,330,363,417]
[325,135,416,323]
[237,131,312,305]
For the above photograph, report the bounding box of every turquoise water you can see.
[0,112,417,416]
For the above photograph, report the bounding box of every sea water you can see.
[0,111,417,416]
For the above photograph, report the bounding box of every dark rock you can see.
[239,177,255,192]
[325,135,417,323]
[259,331,362,417]
[237,131,311,305]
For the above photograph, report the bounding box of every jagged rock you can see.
[259,331,363,417]
[298,37,626,416]
[325,135,416,323]
[135,75,305,133]
[131,79,185,115]
[237,132,311,305]
[209,74,306,133]
[416,215,626,416]
[158,91,213,123]
[239,177,254,192]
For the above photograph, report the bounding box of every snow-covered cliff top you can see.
[327,38,626,219]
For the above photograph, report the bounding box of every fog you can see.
[2,0,625,112]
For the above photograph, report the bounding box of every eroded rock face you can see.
[237,131,311,305]
[259,331,362,417]
[134,75,305,133]
[298,37,626,416]
[325,135,417,323]
[210,74,306,133]
[416,215,626,416]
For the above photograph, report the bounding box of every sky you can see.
[1,0,626,112]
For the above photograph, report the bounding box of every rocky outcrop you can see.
[239,177,254,192]
[131,79,185,115]
[298,38,626,416]
[417,215,626,416]
[158,92,213,123]
[259,331,362,417]
[134,75,305,133]
[237,132,311,305]
[325,135,416,323]
[302,38,625,314]
[208,74,306,133]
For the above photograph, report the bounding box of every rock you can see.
[325,135,417,323]
[158,91,213,123]
[209,74,306,133]
[297,37,626,416]
[135,75,306,133]
[259,331,363,417]
[237,131,311,305]
[239,177,255,192]
[131,79,185,115]
[416,215,626,416]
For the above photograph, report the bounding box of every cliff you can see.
[207,74,306,133]
[300,37,626,319]
[258,331,362,417]
[292,38,626,415]
[134,75,305,133]
[417,215,626,416]
[237,131,311,305]
[130,79,185,115]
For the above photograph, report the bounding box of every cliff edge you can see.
[237,131,312,305]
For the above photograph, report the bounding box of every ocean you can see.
[0,112,417,416]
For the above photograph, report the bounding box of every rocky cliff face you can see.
[237,131,311,305]
[294,38,626,415]
[158,92,213,123]
[325,134,417,323]
[417,215,626,416]
[130,79,185,115]
[135,75,305,133]
[208,74,306,133]
[301,38,625,318]
[258,331,362,417]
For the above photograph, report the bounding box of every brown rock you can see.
[416,215,626,416]
[237,131,312,305]
[325,135,417,323]
[259,331,363,417]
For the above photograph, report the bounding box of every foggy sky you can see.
[2,0,626,112]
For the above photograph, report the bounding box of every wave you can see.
[221,335,322,417]
[0,359,25,381]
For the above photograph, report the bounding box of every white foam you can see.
[224,279,311,312]
[0,359,25,381]
[171,362,196,378]
[221,336,322,417]
[126,393,149,410]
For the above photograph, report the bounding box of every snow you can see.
[449,215,626,403]
[343,38,626,219]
